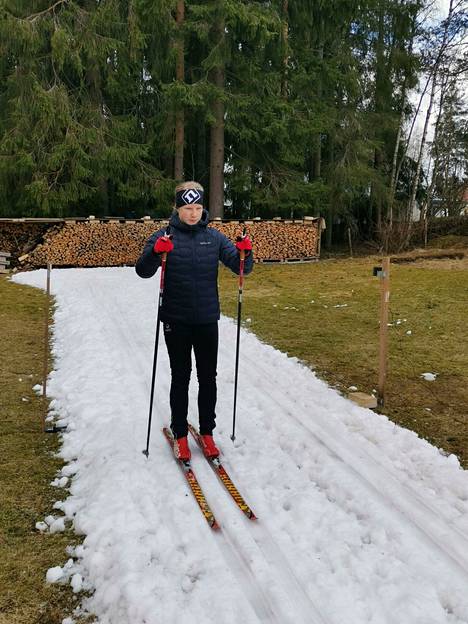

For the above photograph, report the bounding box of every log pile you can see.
[1,218,322,269]
[22,222,168,268]
[0,222,50,266]
[211,220,320,261]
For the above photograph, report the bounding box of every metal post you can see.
[142,253,168,458]
[231,226,247,442]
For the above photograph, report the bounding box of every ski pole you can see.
[142,231,171,458]
[231,226,247,442]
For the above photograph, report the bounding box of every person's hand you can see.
[154,235,174,254]
[236,235,252,254]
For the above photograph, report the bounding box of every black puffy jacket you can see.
[135,210,254,324]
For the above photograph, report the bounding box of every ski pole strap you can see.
[160,253,167,295]
[239,253,245,294]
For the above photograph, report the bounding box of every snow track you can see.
[239,349,468,578]
[13,268,468,624]
[85,278,329,624]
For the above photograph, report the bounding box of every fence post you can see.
[377,257,390,406]
[347,227,353,258]
[42,263,51,432]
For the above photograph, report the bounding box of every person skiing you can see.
[135,181,253,461]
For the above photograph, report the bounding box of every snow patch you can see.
[46,566,65,584]
[35,521,48,532]
[13,267,468,624]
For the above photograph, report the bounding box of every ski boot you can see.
[200,435,220,459]
[173,436,191,461]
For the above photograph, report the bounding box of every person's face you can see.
[178,203,203,225]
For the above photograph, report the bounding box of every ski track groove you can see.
[86,281,329,624]
[89,276,468,620]
[83,276,468,620]
[213,527,290,624]
[236,344,468,581]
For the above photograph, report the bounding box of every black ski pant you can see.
[163,321,218,439]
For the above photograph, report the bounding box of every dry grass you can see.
[407,257,468,270]
[0,276,81,624]
[219,254,468,468]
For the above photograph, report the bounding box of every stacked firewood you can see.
[0,222,50,264]
[22,222,165,268]
[9,219,321,269]
[211,220,320,261]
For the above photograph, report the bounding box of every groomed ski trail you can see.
[13,267,468,624]
[84,270,468,621]
[236,348,468,577]
[86,278,329,624]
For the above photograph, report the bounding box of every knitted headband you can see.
[175,188,204,208]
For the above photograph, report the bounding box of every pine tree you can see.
[0,0,166,216]
[0,0,437,241]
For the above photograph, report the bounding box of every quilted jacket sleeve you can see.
[135,229,166,278]
[218,231,254,276]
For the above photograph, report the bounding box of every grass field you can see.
[219,252,468,468]
[0,276,80,624]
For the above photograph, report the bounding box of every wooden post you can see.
[317,218,325,257]
[377,257,390,406]
[347,227,353,258]
[42,263,51,432]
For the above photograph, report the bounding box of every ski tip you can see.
[211,520,221,530]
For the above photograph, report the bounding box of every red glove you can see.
[154,235,174,254]
[236,236,252,253]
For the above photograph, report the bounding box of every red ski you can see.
[188,424,257,521]
[162,428,220,530]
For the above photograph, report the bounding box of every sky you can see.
[408,0,468,165]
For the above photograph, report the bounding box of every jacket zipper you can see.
[192,231,199,323]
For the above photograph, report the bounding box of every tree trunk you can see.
[372,1,385,238]
[408,0,453,225]
[196,116,207,186]
[424,74,449,220]
[208,12,225,219]
[388,25,415,232]
[86,56,108,215]
[281,0,289,98]
[326,206,333,249]
[388,104,405,225]
[313,16,324,179]
[174,0,185,180]
[409,72,437,222]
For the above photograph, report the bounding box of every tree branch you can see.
[27,0,69,23]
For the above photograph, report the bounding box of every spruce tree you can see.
[0,0,163,216]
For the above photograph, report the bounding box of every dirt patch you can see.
[407,257,468,270]
[389,243,468,270]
